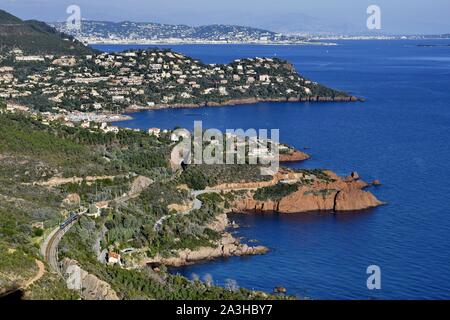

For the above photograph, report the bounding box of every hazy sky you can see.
[2,0,450,34]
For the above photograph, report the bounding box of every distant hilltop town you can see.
[51,20,450,45]
[51,20,312,45]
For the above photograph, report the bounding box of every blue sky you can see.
[2,0,450,34]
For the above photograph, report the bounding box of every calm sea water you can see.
[95,41,450,299]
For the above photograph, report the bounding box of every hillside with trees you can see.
[0,10,95,56]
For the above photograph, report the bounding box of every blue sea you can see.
[94,40,450,299]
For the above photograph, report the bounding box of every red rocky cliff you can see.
[231,171,384,213]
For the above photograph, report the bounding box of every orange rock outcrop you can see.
[231,171,384,213]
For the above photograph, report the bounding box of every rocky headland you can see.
[143,213,268,267]
[279,150,311,162]
[144,169,383,268]
[230,170,384,213]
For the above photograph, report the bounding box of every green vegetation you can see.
[0,198,63,297]
[59,224,280,300]
[0,112,175,297]
[105,267,276,300]
[297,169,336,183]
[0,154,63,296]
[197,193,224,205]
[153,203,222,254]
[59,177,131,203]
[0,243,36,282]
[179,168,211,190]
[0,113,171,179]
[253,183,299,202]
[27,273,80,300]
[0,10,95,56]
[304,189,337,199]
[0,15,344,298]
[1,39,349,113]
[179,164,271,190]
[251,170,335,202]
[0,111,297,299]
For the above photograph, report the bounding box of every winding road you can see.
[153,187,258,231]
[41,175,263,276]
[153,190,205,231]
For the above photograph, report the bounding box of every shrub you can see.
[253,183,299,202]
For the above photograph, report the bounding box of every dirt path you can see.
[24,259,45,288]
[35,175,117,187]
[114,176,153,204]
[153,188,256,231]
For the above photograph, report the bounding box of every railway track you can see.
[42,218,80,276]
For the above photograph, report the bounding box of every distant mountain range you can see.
[51,20,308,44]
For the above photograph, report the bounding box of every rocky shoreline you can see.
[124,95,364,114]
[58,96,363,124]
[143,171,383,268]
[279,150,311,162]
[231,171,384,214]
[143,214,268,267]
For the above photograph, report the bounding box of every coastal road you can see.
[153,190,205,231]
[153,187,258,231]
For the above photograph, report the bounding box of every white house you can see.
[148,127,161,137]
[259,75,270,82]
[107,252,122,266]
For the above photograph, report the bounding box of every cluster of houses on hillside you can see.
[52,20,308,46]
[0,48,317,114]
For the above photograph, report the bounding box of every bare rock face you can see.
[62,193,81,205]
[129,175,153,195]
[279,150,310,162]
[231,171,383,214]
[334,188,382,211]
[350,172,360,180]
[372,180,382,186]
[232,188,336,213]
[61,258,119,300]
[207,213,229,232]
[167,203,191,213]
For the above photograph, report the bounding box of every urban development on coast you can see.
[0,6,386,301]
